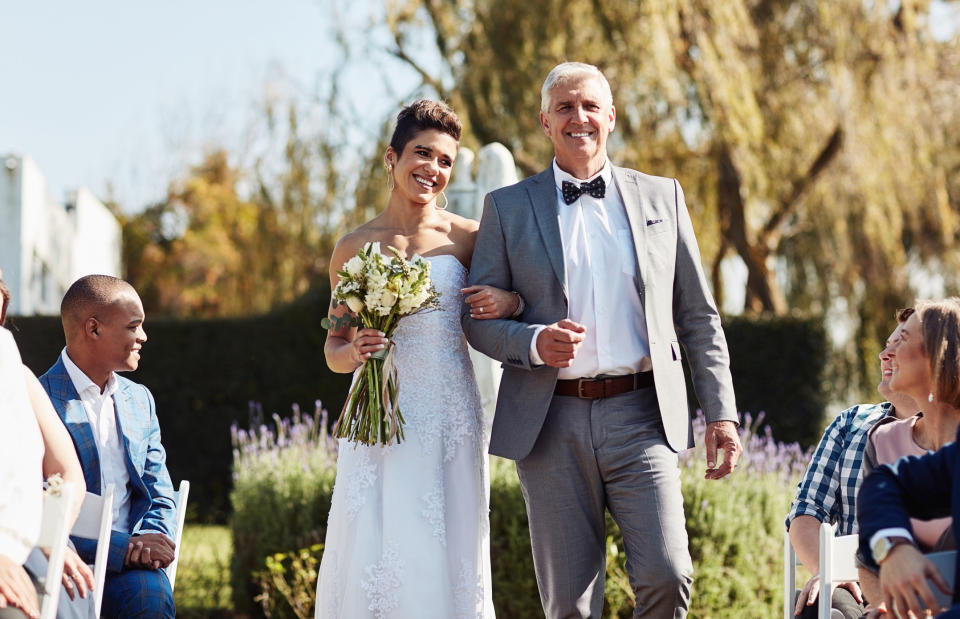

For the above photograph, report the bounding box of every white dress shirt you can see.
[62,349,132,531]
[0,327,44,564]
[529,160,651,378]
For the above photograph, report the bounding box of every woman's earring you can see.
[436,191,448,210]
[385,163,394,188]
[929,392,935,403]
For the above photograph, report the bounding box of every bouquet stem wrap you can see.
[322,242,440,446]
[335,340,404,445]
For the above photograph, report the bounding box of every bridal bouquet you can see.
[321,242,441,446]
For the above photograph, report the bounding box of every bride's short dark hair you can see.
[389,99,462,155]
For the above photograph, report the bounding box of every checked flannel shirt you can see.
[786,401,893,535]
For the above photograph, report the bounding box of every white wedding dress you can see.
[315,255,495,619]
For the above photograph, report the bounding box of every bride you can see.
[314,100,515,618]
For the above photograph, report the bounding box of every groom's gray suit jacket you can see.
[461,165,738,460]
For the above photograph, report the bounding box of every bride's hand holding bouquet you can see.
[322,241,440,446]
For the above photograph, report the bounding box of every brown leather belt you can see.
[554,371,654,400]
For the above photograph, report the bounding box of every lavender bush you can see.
[230,401,337,616]
[678,412,812,617]
[231,407,813,618]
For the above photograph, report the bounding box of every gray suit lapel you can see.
[613,167,648,305]
[527,168,567,297]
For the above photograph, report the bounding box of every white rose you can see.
[345,295,364,313]
[344,256,364,277]
[379,289,398,310]
[398,295,416,315]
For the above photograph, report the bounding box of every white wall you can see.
[71,187,122,281]
[0,154,121,316]
[0,155,24,310]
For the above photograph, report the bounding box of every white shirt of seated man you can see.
[61,348,132,531]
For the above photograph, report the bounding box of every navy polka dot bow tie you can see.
[561,176,606,205]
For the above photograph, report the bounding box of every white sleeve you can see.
[528,325,548,366]
[0,328,44,564]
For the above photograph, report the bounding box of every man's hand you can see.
[0,554,39,619]
[536,320,586,368]
[794,573,863,616]
[704,420,742,480]
[861,602,887,619]
[879,544,951,617]
[125,533,176,570]
[60,547,94,600]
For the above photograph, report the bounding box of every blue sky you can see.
[0,0,426,211]
[1,2,956,214]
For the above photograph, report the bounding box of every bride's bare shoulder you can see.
[442,211,479,235]
[330,228,377,275]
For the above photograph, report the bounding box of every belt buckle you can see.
[577,378,590,399]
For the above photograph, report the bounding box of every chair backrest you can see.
[818,522,859,619]
[37,481,77,619]
[165,480,190,591]
[71,484,115,619]
[784,529,797,619]
[784,523,860,619]
[925,550,957,612]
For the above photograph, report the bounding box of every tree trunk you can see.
[716,145,787,315]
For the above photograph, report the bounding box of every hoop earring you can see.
[436,191,448,210]
[385,163,394,188]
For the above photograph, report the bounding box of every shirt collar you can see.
[61,348,118,400]
[552,158,612,190]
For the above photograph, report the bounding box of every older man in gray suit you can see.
[462,62,743,618]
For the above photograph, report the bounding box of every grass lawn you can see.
[174,524,235,617]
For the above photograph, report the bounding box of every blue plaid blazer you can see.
[39,357,176,573]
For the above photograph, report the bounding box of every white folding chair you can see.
[784,522,859,619]
[818,522,860,619]
[71,484,115,619]
[37,481,77,619]
[784,529,798,619]
[165,480,190,591]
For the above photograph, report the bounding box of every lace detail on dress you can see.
[393,256,483,464]
[323,551,342,617]
[421,464,446,546]
[346,447,377,518]
[454,557,485,619]
[361,543,405,618]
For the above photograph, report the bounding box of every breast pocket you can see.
[617,230,638,276]
[646,218,669,236]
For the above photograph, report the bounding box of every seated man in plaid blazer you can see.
[40,275,176,619]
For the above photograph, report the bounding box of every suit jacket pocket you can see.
[646,219,669,236]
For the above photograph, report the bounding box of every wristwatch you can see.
[872,535,913,564]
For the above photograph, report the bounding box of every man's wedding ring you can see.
[478,307,484,313]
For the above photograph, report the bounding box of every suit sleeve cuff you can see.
[107,530,132,573]
[529,325,547,366]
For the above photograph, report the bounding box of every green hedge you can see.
[7,286,352,522]
[718,314,829,448]
[236,413,809,617]
[8,293,828,524]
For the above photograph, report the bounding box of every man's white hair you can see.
[540,62,613,114]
